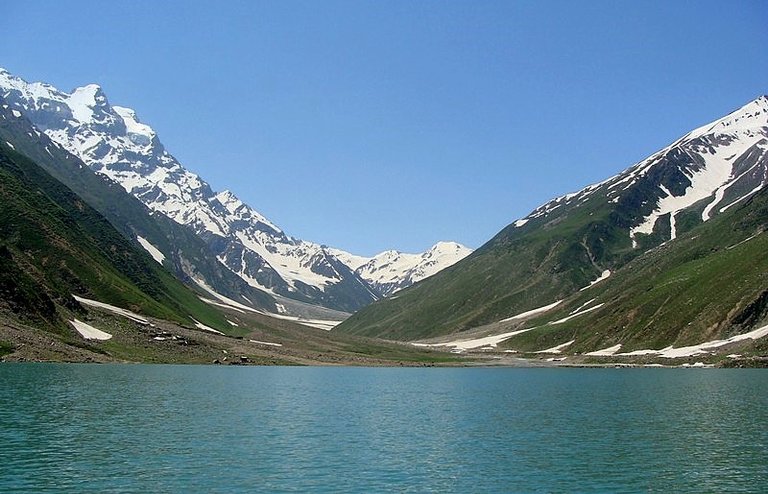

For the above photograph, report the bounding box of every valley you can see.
[0,66,766,367]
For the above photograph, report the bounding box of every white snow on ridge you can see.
[191,318,224,335]
[249,339,282,347]
[67,84,102,123]
[113,106,155,141]
[407,242,472,284]
[535,339,575,354]
[719,182,766,214]
[701,158,765,220]
[629,97,768,247]
[580,270,611,291]
[194,277,260,313]
[500,300,563,323]
[327,248,371,272]
[629,151,735,245]
[0,67,476,306]
[234,232,339,290]
[214,190,281,234]
[511,96,768,248]
[136,235,165,264]
[549,303,604,325]
[513,218,529,228]
[332,241,472,296]
[586,344,622,356]
[417,327,536,352]
[616,323,768,359]
[262,312,342,330]
[73,295,149,325]
[70,319,112,340]
[194,277,343,330]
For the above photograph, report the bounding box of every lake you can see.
[1,364,766,493]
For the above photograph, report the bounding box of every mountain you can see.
[337,96,768,348]
[331,241,472,296]
[0,68,470,313]
[0,96,279,314]
[0,136,457,365]
[0,137,232,336]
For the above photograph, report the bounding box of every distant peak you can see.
[431,240,461,249]
[112,105,137,118]
[739,94,768,111]
[429,241,472,253]
[216,189,239,202]
[113,105,155,138]
[68,84,110,123]
[752,94,768,109]
[72,83,104,99]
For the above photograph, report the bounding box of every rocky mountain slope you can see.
[337,96,768,346]
[0,68,471,313]
[0,97,279,314]
[0,134,458,365]
[0,138,231,336]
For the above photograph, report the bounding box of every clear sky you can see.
[2,1,766,256]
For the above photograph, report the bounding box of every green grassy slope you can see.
[337,190,642,339]
[339,183,766,346]
[0,142,231,333]
[501,188,768,353]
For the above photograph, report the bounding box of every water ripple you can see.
[1,365,766,492]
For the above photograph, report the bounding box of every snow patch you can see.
[580,270,611,291]
[73,295,148,324]
[194,277,343,330]
[191,318,224,335]
[629,101,767,247]
[415,327,536,352]
[726,231,761,250]
[113,106,155,140]
[193,278,259,313]
[68,84,102,123]
[200,298,246,313]
[500,300,563,323]
[535,339,575,354]
[719,182,766,214]
[340,241,473,296]
[549,303,604,325]
[617,323,768,359]
[249,339,283,347]
[136,235,165,264]
[70,319,112,340]
[586,344,622,356]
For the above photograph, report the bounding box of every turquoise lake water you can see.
[1,364,766,493]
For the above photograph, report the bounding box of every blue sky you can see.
[2,1,767,256]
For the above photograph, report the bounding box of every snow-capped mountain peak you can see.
[333,241,473,297]
[0,67,470,312]
[513,95,768,249]
[68,84,108,122]
[113,106,156,144]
